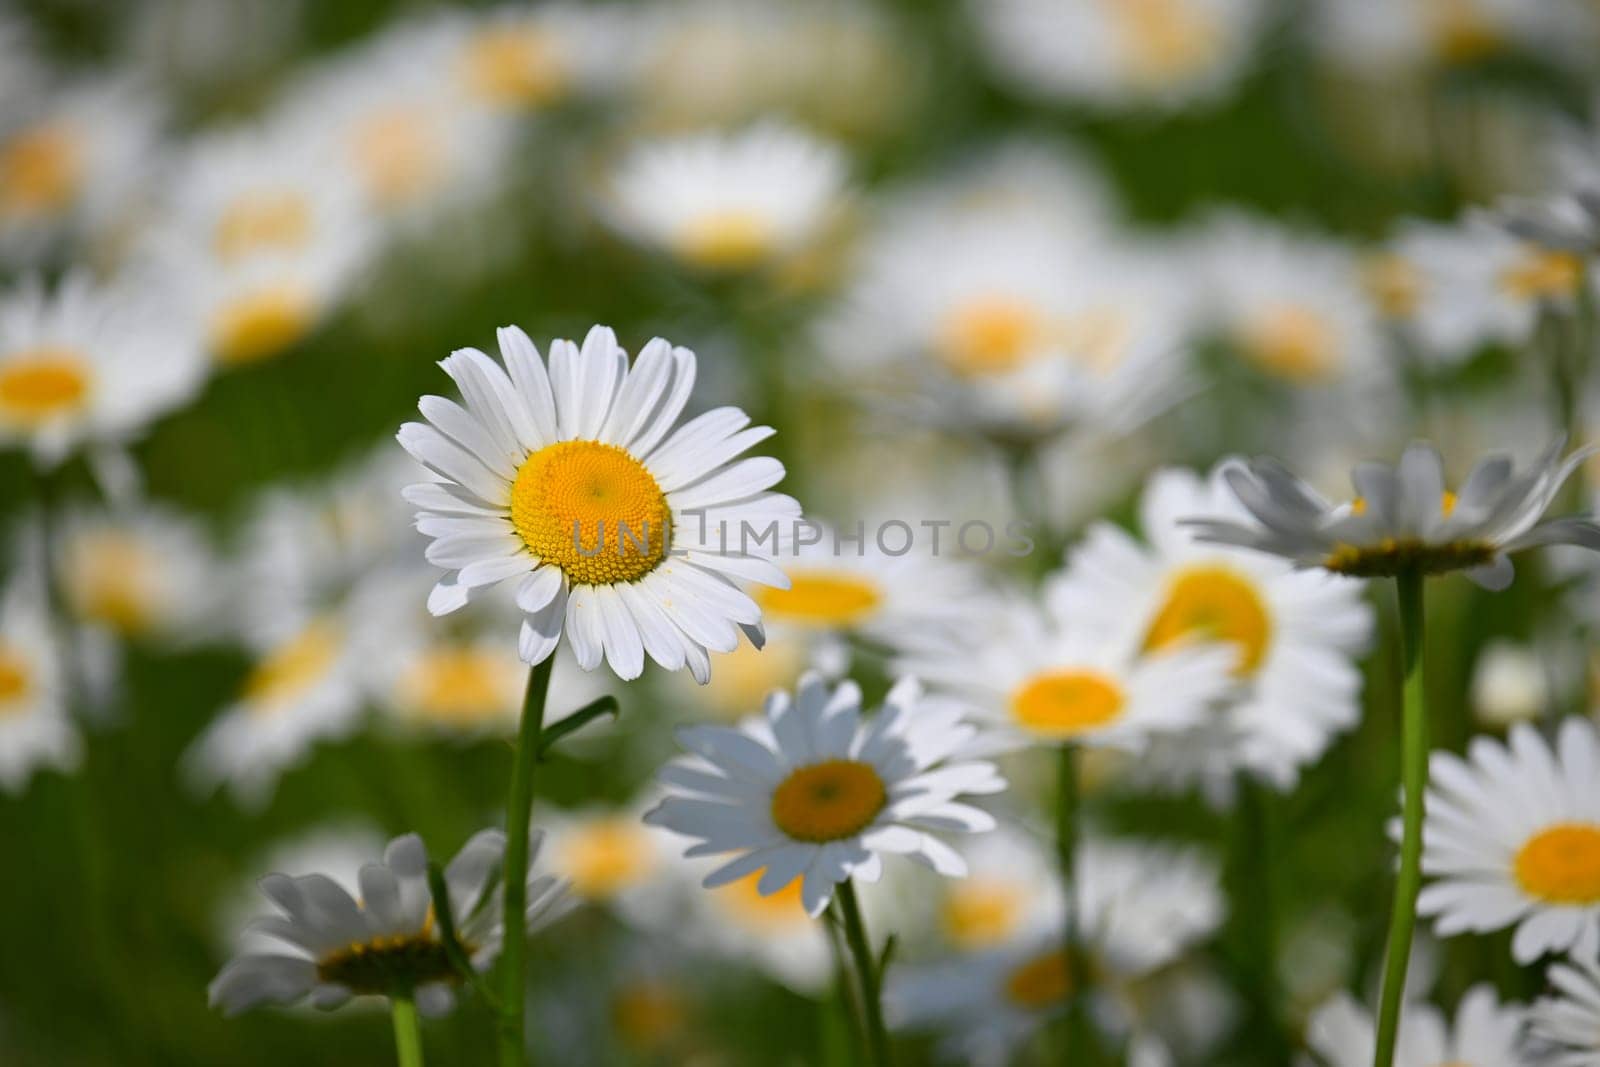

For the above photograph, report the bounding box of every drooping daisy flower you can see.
[1305,985,1530,1067]
[1528,953,1600,1065]
[398,324,800,682]
[1416,718,1600,963]
[967,0,1267,113]
[1048,465,1372,788]
[209,829,570,1016]
[902,598,1236,753]
[56,502,220,642]
[605,123,848,273]
[0,273,205,465]
[645,674,1006,915]
[0,572,79,793]
[1188,439,1600,589]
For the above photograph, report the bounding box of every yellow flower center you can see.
[1010,671,1124,738]
[1514,823,1600,905]
[65,533,156,634]
[0,349,91,425]
[510,440,671,585]
[210,286,316,366]
[1500,250,1584,303]
[243,621,341,711]
[1241,305,1338,383]
[399,646,518,726]
[716,869,810,932]
[559,817,659,899]
[0,649,31,711]
[674,211,776,270]
[1364,253,1423,319]
[755,570,882,628]
[942,878,1027,949]
[612,981,686,1051]
[461,26,567,106]
[0,123,80,218]
[937,296,1046,378]
[1004,951,1071,1011]
[1142,566,1271,677]
[316,930,461,994]
[213,191,313,262]
[351,108,441,208]
[1112,0,1220,85]
[770,759,887,843]
[1428,0,1503,63]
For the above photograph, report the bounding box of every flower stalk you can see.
[390,994,425,1067]
[834,879,891,1067]
[1053,743,1093,1063]
[499,656,555,1067]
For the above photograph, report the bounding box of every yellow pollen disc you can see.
[755,570,882,627]
[674,211,776,270]
[937,296,1046,378]
[511,440,671,585]
[1010,671,1124,738]
[1514,823,1600,905]
[770,759,887,844]
[65,534,156,634]
[1364,253,1422,319]
[716,870,809,932]
[559,818,658,899]
[0,649,31,711]
[400,646,519,726]
[1241,305,1338,383]
[1004,951,1071,1011]
[0,123,80,218]
[1429,0,1503,63]
[0,348,91,425]
[213,191,313,262]
[210,286,316,366]
[351,109,440,208]
[1142,566,1272,677]
[1501,250,1584,302]
[1441,490,1458,516]
[243,621,341,710]
[942,879,1026,949]
[461,27,567,106]
[1112,0,1220,84]
[612,981,686,1051]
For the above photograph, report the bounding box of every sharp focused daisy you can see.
[1188,439,1600,589]
[1048,465,1372,788]
[0,272,205,465]
[605,123,848,273]
[398,323,800,682]
[1416,719,1600,963]
[1529,953,1600,1065]
[0,572,79,793]
[645,674,1006,916]
[209,829,570,1016]
[1305,985,1530,1067]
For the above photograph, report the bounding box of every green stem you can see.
[498,657,554,1067]
[1373,570,1428,1067]
[1053,744,1092,1064]
[835,879,891,1067]
[1231,777,1288,1059]
[391,995,425,1067]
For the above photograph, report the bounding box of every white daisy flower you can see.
[645,673,1006,916]
[398,323,800,682]
[1529,953,1600,1065]
[1047,465,1372,788]
[1415,718,1600,964]
[902,598,1236,752]
[1188,438,1600,589]
[967,0,1267,113]
[1470,640,1549,729]
[57,502,221,641]
[0,572,79,793]
[931,823,1062,953]
[1310,0,1595,76]
[0,272,205,466]
[209,829,570,1017]
[605,122,848,273]
[1305,985,1530,1067]
[542,800,676,906]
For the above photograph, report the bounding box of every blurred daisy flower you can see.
[57,502,220,642]
[422,5,629,115]
[1415,718,1600,963]
[967,0,1267,113]
[1469,639,1549,729]
[0,572,79,793]
[1311,0,1596,76]
[543,800,675,907]
[903,598,1235,753]
[1528,952,1600,1064]
[1049,465,1372,789]
[605,122,848,274]
[931,823,1062,953]
[646,674,1006,916]
[0,272,205,467]
[209,830,570,1016]
[1189,439,1600,589]
[1305,985,1529,1067]
[398,324,799,682]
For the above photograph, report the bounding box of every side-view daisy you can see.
[645,673,1006,916]
[1416,718,1600,963]
[399,323,800,682]
[210,829,570,1016]
[1188,439,1600,589]
[1305,985,1530,1067]
[1528,952,1600,1065]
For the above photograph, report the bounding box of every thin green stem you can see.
[498,657,554,1067]
[1231,776,1289,1060]
[835,879,891,1067]
[1053,743,1093,1064]
[391,995,425,1067]
[1374,570,1428,1067]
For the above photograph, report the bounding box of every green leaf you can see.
[535,695,619,760]
[426,861,501,1012]
[877,933,898,977]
